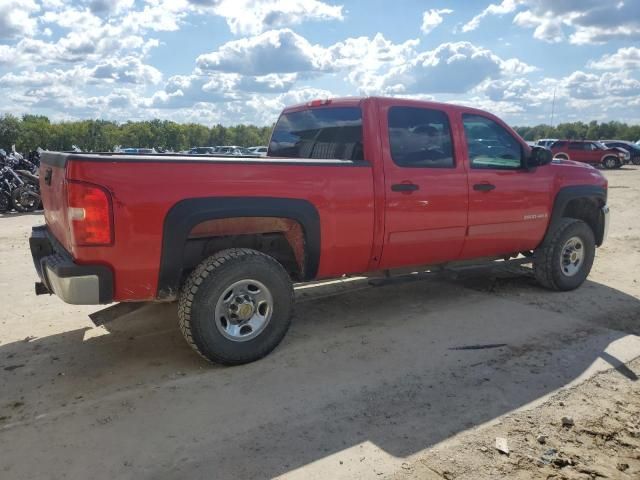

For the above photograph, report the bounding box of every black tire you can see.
[632,157,640,166]
[178,248,294,365]
[0,191,10,213]
[11,185,39,212]
[533,218,595,291]
[602,156,619,169]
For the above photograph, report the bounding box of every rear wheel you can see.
[533,218,595,291]
[11,185,39,212]
[0,191,10,213]
[178,248,294,365]
[602,156,619,169]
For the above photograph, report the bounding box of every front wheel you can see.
[533,218,595,291]
[602,156,619,169]
[178,248,294,365]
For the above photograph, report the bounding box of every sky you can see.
[0,0,639,126]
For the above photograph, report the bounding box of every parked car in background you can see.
[601,140,640,165]
[216,146,261,156]
[248,146,268,157]
[216,146,243,155]
[536,138,558,148]
[120,147,157,154]
[188,147,218,155]
[550,140,627,169]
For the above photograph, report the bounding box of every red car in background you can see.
[550,140,627,169]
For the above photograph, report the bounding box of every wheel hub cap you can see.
[214,279,273,342]
[234,298,255,321]
[560,236,584,277]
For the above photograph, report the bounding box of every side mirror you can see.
[527,146,553,169]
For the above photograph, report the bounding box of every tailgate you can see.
[40,152,72,253]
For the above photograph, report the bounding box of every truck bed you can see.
[39,152,375,301]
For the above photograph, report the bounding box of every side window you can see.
[387,107,454,168]
[569,142,583,150]
[269,107,363,161]
[462,114,523,170]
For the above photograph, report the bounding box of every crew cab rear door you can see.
[378,101,468,269]
[459,113,551,258]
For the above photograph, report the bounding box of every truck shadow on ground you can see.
[1,272,639,479]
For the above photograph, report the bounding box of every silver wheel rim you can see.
[214,279,273,342]
[605,158,616,168]
[560,236,584,277]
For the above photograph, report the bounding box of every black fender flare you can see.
[545,185,607,246]
[157,197,321,300]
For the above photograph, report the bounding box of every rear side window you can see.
[553,141,567,148]
[569,142,584,150]
[269,107,363,161]
[388,107,454,168]
[462,114,523,170]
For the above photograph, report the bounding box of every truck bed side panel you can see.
[64,158,374,301]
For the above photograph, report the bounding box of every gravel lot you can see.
[0,167,639,480]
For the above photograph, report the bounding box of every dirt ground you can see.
[0,166,639,480]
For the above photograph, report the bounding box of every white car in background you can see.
[248,146,268,157]
[536,138,559,148]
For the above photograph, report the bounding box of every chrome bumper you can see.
[44,266,101,305]
[602,204,610,243]
[30,225,113,305]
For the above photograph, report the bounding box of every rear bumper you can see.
[29,225,113,305]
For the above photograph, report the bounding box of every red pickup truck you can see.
[30,97,609,365]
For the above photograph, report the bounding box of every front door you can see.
[379,103,468,269]
[460,113,551,259]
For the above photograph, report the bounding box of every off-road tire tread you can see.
[533,218,593,291]
[177,248,293,365]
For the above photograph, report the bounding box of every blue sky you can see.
[1,0,639,126]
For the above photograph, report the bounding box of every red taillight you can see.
[67,181,113,246]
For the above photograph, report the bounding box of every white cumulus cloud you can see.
[0,0,40,39]
[421,8,453,35]
[190,0,344,35]
[588,47,640,71]
[196,29,331,75]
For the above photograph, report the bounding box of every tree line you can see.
[1,114,639,153]
[0,114,274,153]
[513,121,640,143]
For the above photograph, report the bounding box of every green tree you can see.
[0,114,22,151]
